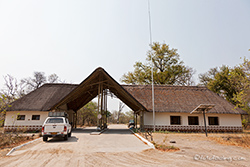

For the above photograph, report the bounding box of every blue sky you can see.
[0,0,250,111]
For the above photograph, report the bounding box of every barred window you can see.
[188,116,199,125]
[32,115,40,120]
[17,115,25,120]
[208,117,219,125]
[170,116,181,125]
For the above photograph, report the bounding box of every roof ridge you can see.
[121,84,207,89]
[42,83,79,86]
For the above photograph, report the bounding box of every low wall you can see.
[4,125,42,132]
[144,125,243,132]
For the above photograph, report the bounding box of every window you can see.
[208,117,219,125]
[188,116,199,125]
[170,116,181,125]
[46,118,64,123]
[32,115,40,120]
[17,115,25,120]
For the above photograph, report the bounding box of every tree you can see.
[121,42,194,85]
[232,58,250,110]
[77,101,98,126]
[2,74,25,100]
[0,94,12,126]
[21,72,61,93]
[108,110,134,124]
[117,102,125,124]
[199,59,250,128]
[199,65,246,105]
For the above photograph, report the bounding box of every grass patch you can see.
[209,134,250,149]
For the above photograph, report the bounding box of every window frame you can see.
[208,117,219,125]
[32,115,40,120]
[17,115,25,121]
[188,116,199,125]
[170,116,181,125]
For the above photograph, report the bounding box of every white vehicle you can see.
[42,116,72,141]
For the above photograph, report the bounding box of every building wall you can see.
[144,112,242,126]
[4,111,49,126]
[4,110,76,132]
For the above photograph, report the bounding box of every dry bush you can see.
[0,133,33,149]
[210,134,250,149]
[151,141,180,152]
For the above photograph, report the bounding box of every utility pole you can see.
[148,0,155,132]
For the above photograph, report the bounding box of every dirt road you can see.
[0,125,249,167]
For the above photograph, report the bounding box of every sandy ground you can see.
[0,125,249,167]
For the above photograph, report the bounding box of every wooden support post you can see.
[75,111,77,129]
[203,110,208,137]
[100,84,103,129]
[135,114,137,129]
[140,111,144,130]
[133,112,136,128]
[104,89,107,128]
[97,83,101,129]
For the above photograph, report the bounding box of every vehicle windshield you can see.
[46,118,64,123]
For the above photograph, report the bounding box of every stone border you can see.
[129,129,155,149]
[6,137,41,156]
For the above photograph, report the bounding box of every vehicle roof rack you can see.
[48,111,68,117]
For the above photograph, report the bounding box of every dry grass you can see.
[152,135,180,152]
[152,142,180,152]
[209,134,250,149]
[0,133,36,149]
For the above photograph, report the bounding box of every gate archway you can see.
[51,67,147,130]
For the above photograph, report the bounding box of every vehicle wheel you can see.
[43,136,48,142]
[68,132,71,137]
[64,134,68,140]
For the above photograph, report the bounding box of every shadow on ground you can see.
[103,128,132,135]
[72,128,96,134]
[46,136,79,143]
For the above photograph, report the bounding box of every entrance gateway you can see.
[4,67,246,132]
[4,67,148,132]
[51,67,147,130]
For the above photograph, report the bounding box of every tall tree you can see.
[232,58,250,110]
[21,72,61,93]
[0,94,12,126]
[77,101,98,126]
[2,74,25,100]
[121,42,194,85]
[199,59,249,106]
[117,102,125,124]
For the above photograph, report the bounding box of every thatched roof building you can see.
[5,67,247,133]
[123,85,247,115]
[8,83,247,115]
[8,84,78,111]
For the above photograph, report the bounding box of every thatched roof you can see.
[51,68,147,112]
[122,85,247,115]
[8,67,247,115]
[8,84,77,111]
[8,68,147,113]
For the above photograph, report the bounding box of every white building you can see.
[123,85,246,132]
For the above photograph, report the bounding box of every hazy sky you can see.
[0,0,250,111]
